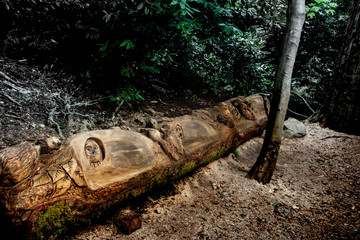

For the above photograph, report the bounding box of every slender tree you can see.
[246,0,306,183]
[323,0,360,135]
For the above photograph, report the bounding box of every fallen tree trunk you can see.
[0,94,269,239]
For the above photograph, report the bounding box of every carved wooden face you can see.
[84,139,104,166]
[175,124,184,139]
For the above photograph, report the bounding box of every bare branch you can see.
[1,70,99,138]
[3,92,22,106]
[0,71,18,85]
[49,108,65,139]
[287,108,309,118]
[320,135,353,140]
[4,113,22,120]
[291,91,315,113]
[111,101,124,121]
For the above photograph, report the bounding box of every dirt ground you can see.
[1,58,360,239]
[71,123,360,240]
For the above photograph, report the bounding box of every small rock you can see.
[154,208,163,214]
[283,117,306,138]
[113,208,142,235]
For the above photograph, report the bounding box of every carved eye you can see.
[176,124,184,139]
[87,146,92,151]
[93,146,97,150]
[52,142,56,145]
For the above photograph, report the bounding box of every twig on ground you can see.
[1,70,98,139]
[0,71,18,85]
[2,79,31,93]
[28,112,48,117]
[47,93,97,139]
[4,113,22,120]
[3,92,22,106]
[67,112,94,118]
[0,71,32,93]
[111,102,124,121]
[158,98,170,106]
[147,196,156,204]
[150,79,169,86]
[320,135,353,140]
[49,108,65,139]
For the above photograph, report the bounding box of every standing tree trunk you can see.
[246,0,306,183]
[323,0,360,135]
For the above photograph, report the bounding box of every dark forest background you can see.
[0,0,351,120]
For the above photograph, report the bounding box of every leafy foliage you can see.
[290,0,350,115]
[306,0,338,19]
[0,0,276,97]
[0,0,352,109]
[110,85,144,106]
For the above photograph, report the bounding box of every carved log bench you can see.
[0,94,269,239]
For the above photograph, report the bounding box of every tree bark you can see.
[246,0,306,183]
[323,0,360,135]
[0,95,268,239]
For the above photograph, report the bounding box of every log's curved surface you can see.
[0,94,269,238]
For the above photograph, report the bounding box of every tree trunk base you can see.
[246,141,280,184]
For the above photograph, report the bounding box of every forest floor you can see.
[1,58,360,239]
[72,124,360,240]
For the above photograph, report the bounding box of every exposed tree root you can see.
[1,70,97,139]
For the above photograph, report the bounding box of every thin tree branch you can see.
[291,91,315,113]
[287,108,309,118]
[3,92,22,106]
[0,71,18,85]
[320,135,353,140]
[111,101,124,121]
[49,108,65,139]
[4,113,22,120]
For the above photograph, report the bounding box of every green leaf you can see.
[120,68,135,77]
[99,40,109,51]
[103,11,112,23]
[110,85,144,106]
[137,2,144,10]
[141,65,161,73]
[120,39,135,50]
[307,12,316,19]
[311,6,321,12]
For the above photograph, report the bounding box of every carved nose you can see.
[57,142,61,146]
